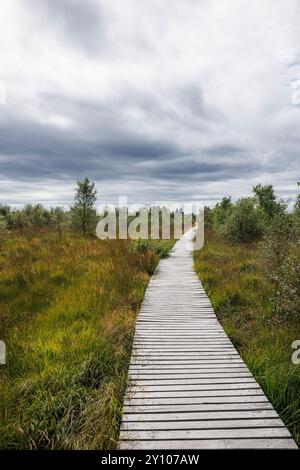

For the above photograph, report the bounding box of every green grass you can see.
[0,231,173,449]
[194,230,300,445]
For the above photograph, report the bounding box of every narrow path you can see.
[119,228,297,449]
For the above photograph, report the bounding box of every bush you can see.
[218,198,264,243]
[50,207,69,239]
[269,251,300,320]
[131,239,174,258]
[23,204,51,228]
[212,197,232,230]
[0,216,8,244]
[263,212,294,270]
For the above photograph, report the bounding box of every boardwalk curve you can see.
[119,227,297,449]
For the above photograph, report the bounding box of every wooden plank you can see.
[122,409,279,422]
[129,383,260,392]
[120,427,291,440]
[121,418,284,431]
[123,396,269,406]
[130,378,255,385]
[129,369,252,376]
[123,402,274,413]
[119,439,297,450]
[132,354,240,360]
[131,361,244,367]
[129,364,248,370]
[126,389,264,399]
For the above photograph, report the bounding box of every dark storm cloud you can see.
[0,79,296,199]
[0,107,181,181]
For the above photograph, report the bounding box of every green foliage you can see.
[23,204,51,229]
[295,182,300,212]
[219,198,264,243]
[131,239,174,275]
[0,204,51,231]
[0,215,8,244]
[0,205,11,220]
[7,209,29,230]
[71,177,97,234]
[262,212,294,270]
[253,183,284,221]
[204,206,213,229]
[50,207,69,239]
[132,239,174,258]
[269,251,300,320]
[212,196,232,229]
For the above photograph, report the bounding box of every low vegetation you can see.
[0,178,175,449]
[195,183,300,445]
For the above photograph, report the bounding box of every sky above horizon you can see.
[0,0,300,208]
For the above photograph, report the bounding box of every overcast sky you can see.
[0,0,299,207]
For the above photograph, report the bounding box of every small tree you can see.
[264,212,294,270]
[212,197,232,230]
[9,210,29,230]
[23,204,51,229]
[293,182,300,237]
[294,182,300,215]
[0,215,8,244]
[253,184,284,222]
[50,207,69,239]
[261,212,298,320]
[71,177,97,234]
[220,198,264,243]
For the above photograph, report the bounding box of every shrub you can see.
[212,197,232,230]
[50,207,69,239]
[269,251,300,320]
[0,216,8,244]
[263,212,294,270]
[219,198,264,243]
[131,239,174,258]
[23,204,51,229]
[253,184,285,222]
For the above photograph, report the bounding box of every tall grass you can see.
[0,231,172,449]
[194,230,300,445]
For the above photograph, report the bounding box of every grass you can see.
[194,230,300,445]
[0,230,174,449]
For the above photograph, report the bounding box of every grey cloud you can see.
[29,0,105,54]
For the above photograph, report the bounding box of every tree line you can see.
[0,177,97,240]
[205,183,300,243]
[1,179,300,246]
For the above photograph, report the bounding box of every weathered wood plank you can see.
[119,438,297,450]
[122,409,279,422]
[119,427,291,440]
[130,378,255,385]
[121,418,284,431]
[123,396,269,406]
[128,383,260,392]
[123,402,274,413]
[125,389,264,399]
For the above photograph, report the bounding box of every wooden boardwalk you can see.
[119,228,297,449]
